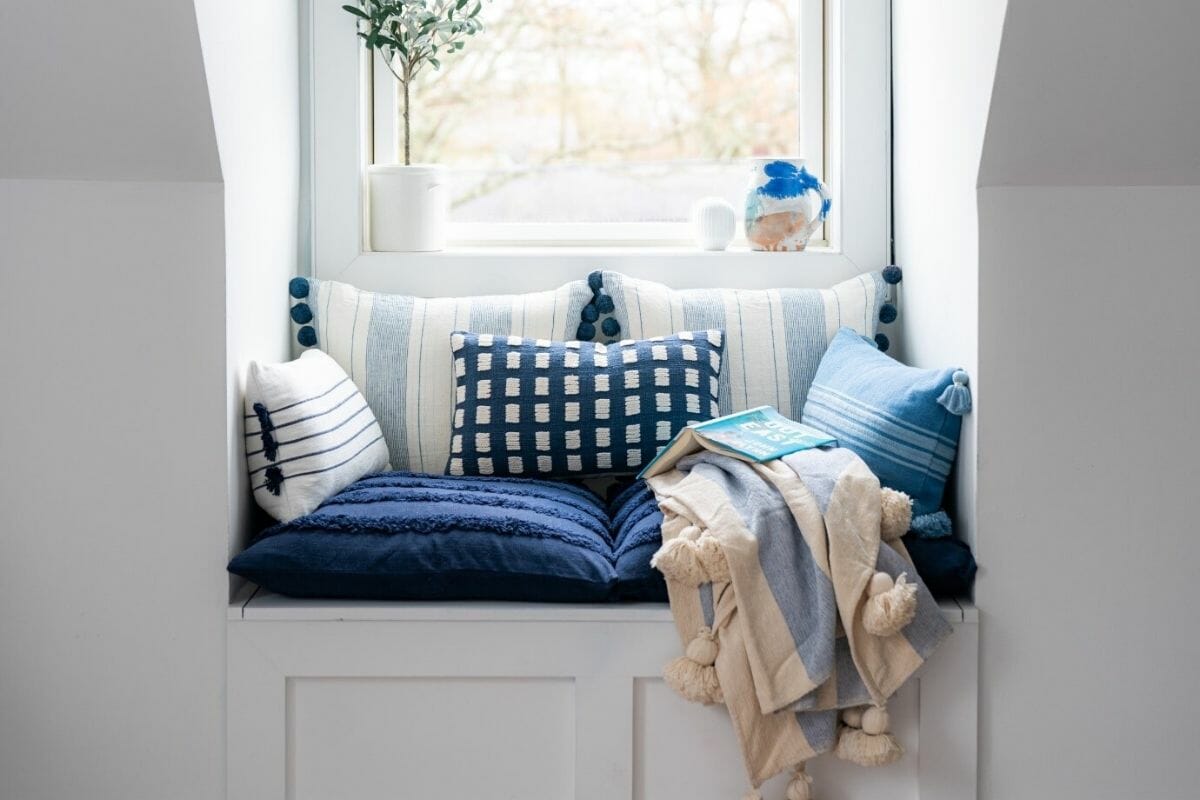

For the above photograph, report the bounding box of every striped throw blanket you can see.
[646,449,951,797]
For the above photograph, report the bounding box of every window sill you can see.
[328,245,870,296]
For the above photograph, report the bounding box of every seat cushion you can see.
[903,535,977,599]
[608,481,668,602]
[228,472,616,602]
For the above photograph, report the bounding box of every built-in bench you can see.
[227,585,978,800]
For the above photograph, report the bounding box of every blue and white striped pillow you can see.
[245,350,390,522]
[286,276,594,474]
[446,330,725,478]
[801,328,970,516]
[597,270,894,420]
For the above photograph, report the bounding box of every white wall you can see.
[891,0,1006,550]
[976,2,1200,798]
[0,1,299,798]
[194,0,300,569]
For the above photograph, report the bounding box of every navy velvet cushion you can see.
[446,330,725,478]
[903,534,977,598]
[608,481,669,602]
[228,472,616,602]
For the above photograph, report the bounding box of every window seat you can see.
[227,583,978,800]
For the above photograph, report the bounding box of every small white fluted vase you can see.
[690,196,737,251]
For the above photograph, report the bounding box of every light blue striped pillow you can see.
[801,328,969,516]
[598,270,891,420]
[286,276,593,474]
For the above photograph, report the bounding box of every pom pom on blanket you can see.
[841,706,865,728]
[863,573,918,636]
[664,627,723,705]
[695,535,731,582]
[652,529,729,586]
[786,766,813,800]
[651,537,708,586]
[879,488,912,541]
[835,725,904,767]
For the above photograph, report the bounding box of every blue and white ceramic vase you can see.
[744,158,830,251]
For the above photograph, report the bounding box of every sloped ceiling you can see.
[0,0,220,181]
[980,0,1200,187]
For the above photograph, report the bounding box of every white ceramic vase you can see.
[368,164,448,252]
[690,196,737,251]
[744,157,830,252]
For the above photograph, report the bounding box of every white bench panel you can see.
[228,593,977,800]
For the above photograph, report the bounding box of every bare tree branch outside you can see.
[405,0,803,224]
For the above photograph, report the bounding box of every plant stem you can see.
[402,76,411,166]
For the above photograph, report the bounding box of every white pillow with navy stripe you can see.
[245,350,390,522]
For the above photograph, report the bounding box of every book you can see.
[637,406,837,479]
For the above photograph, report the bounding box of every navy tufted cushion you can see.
[608,481,669,601]
[228,472,616,602]
[446,330,724,478]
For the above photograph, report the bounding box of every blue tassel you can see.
[911,510,953,539]
[576,321,596,341]
[601,317,621,338]
[879,303,898,324]
[596,289,615,314]
[882,265,903,285]
[937,370,972,415]
[264,466,284,496]
[581,302,599,323]
[253,402,278,461]
[587,271,603,292]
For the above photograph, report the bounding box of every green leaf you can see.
[342,4,370,19]
[429,56,441,69]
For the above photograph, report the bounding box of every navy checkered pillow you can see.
[446,330,725,477]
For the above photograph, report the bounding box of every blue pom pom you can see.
[297,326,318,347]
[596,290,615,314]
[601,317,621,338]
[882,265,903,285]
[576,322,596,341]
[587,271,603,292]
[938,370,972,415]
[874,333,890,351]
[910,510,953,539]
[288,277,310,299]
[581,303,599,323]
[878,303,898,324]
[290,303,313,324]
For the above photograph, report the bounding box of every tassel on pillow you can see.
[862,571,918,636]
[663,626,723,705]
[937,370,972,415]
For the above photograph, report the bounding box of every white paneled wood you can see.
[229,594,979,800]
[288,677,574,800]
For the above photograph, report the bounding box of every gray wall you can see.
[892,0,1007,550]
[0,2,297,798]
[976,2,1200,797]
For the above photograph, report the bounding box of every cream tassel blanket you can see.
[647,449,952,794]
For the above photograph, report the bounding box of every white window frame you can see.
[301,0,890,293]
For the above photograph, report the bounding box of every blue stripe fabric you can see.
[801,328,966,516]
[293,277,594,474]
[604,271,887,419]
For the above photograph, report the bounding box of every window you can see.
[303,0,889,281]
[369,0,825,245]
